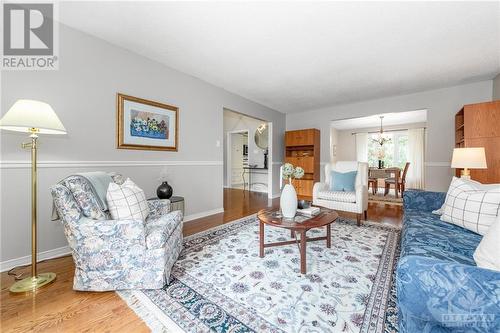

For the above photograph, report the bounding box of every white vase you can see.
[280,183,298,218]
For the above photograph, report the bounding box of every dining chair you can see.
[384,162,410,196]
[368,177,378,195]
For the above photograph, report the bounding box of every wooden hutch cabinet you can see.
[455,101,500,183]
[285,129,320,197]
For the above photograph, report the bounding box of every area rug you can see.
[118,215,401,333]
[368,192,403,206]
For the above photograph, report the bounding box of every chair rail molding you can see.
[0,160,224,169]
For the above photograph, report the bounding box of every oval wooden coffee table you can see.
[257,208,339,274]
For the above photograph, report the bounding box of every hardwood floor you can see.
[1,188,402,332]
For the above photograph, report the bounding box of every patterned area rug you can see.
[368,193,403,206]
[119,215,401,333]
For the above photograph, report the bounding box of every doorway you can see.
[227,130,249,189]
[223,109,272,196]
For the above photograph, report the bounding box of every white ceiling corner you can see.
[59,1,500,113]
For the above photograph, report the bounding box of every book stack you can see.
[297,207,321,216]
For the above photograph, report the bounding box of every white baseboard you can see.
[0,207,238,271]
[183,208,224,222]
[0,245,71,273]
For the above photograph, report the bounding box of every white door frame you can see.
[266,122,273,199]
[226,129,249,188]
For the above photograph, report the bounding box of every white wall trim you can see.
[0,246,71,273]
[0,160,224,169]
[271,161,283,165]
[425,162,450,167]
[270,193,281,199]
[183,208,224,222]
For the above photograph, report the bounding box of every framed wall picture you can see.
[117,93,178,151]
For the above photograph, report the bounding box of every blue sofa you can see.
[397,190,500,332]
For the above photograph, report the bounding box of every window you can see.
[367,131,408,168]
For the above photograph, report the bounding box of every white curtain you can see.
[355,133,368,162]
[407,128,425,189]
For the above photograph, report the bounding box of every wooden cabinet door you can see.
[464,101,500,138]
[291,179,314,197]
[285,156,314,173]
[285,129,316,146]
[467,137,500,184]
[299,180,314,197]
[291,179,303,194]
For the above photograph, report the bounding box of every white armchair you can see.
[313,161,368,225]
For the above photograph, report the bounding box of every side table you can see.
[149,196,185,216]
[169,196,185,216]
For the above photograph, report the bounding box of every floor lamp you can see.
[0,100,67,293]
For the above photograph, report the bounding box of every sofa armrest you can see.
[145,210,183,249]
[147,198,171,218]
[403,190,446,212]
[313,182,328,200]
[397,255,500,332]
[355,184,368,210]
[66,217,147,272]
[69,217,146,251]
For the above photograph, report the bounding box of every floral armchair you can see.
[50,174,183,291]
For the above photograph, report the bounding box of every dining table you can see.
[368,167,401,198]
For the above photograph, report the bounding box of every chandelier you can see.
[371,116,391,146]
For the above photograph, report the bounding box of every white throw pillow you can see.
[440,177,500,235]
[474,215,500,271]
[106,178,149,221]
[432,204,445,215]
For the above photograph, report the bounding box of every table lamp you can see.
[0,99,66,293]
[451,147,487,179]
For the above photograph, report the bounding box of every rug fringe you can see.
[118,290,170,333]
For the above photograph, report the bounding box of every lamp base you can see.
[460,168,471,179]
[9,272,56,293]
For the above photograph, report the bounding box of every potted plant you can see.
[281,163,305,218]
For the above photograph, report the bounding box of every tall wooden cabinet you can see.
[285,129,320,197]
[455,101,500,183]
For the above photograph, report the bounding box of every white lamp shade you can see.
[0,99,66,134]
[451,148,487,169]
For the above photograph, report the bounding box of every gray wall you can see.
[493,73,500,100]
[286,81,493,191]
[0,25,285,266]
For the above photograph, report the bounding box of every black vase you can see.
[378,160,384,169]
[157,181,173,199]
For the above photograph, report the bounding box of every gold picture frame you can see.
[117,93,178,151]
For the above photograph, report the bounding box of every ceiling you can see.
[59,2,500,113]
[331,109,427,130]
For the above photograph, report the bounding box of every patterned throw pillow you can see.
[64,176,107,220]
[441,177,500,235]
[106,178,150,221]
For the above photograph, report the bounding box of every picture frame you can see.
[117,93,178,151]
